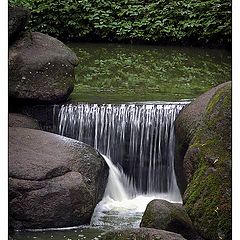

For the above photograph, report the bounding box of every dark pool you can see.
[10,227,105,240]
[68,43,231,103]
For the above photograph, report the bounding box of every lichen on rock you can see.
[140,199,202,240]
[175,82,231,240]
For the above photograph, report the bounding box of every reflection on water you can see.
[10,227,104,240]
[69,43,231,103]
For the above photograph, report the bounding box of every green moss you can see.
[141,206,156,227]
[184,142,231,239]
[206,84,231,114]
[183,83,231,240]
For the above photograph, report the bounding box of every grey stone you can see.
[9,113,40,129]
[9,32,79,104]
[101,227,187,240]
[9,127,108,229]
[140,199,202,240]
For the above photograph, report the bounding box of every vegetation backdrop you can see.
[9,0,231,47]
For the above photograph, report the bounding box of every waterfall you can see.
[101,154,136,201]
[57,102,186,196]
[57,102,187,228]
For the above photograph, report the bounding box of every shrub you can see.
[9,0,231,46]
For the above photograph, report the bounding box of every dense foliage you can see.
[9,0,231,46]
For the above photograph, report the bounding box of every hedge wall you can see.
[9,0,231,46]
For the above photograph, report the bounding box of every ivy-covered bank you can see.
[9,0,231,47]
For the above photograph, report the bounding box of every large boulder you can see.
[9,127,108,229]
[9,32,79,104]
[9,113,40,129]
[175,82,231,240]
[174,81,231,194]
[9,5,29,43]
[140,199,201,240]
[101,228,187,240]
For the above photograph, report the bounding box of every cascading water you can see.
[57,102,187,228]
[101,154,135,201]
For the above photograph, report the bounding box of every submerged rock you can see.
[140,199,201,240]
[175,82,231,240]
[9,5,29,43]
[9,113,40,129]
[101,227,187,240]
[9,127,108,229]
[9,32,79,104]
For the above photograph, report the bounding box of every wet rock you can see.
[9,127,108,229]
[140,199,202,240]
[175,82,232,240]
[9,5,29,43]
[9,113,40,129]
[9,32,79,104]
[101,227,187,240]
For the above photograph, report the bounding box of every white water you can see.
[90,154,182,229]
[102,155,132,201]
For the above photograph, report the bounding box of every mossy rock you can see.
[101,228,187,240]
[182,83,231,240]
[140,199,202,240]
[174,82,231,194]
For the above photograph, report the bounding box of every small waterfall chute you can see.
[101,154,136,201]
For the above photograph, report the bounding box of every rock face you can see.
[9,127,108,229]
[9,5,29,43]
[101,228,187,240]
[9,113,40,129]
[174,81,231,194]
[175,82,231,240]
[140,199,201,240]
[9,32,79,104]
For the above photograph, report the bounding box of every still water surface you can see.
[10,227,104,240]
[69,43,231,103]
